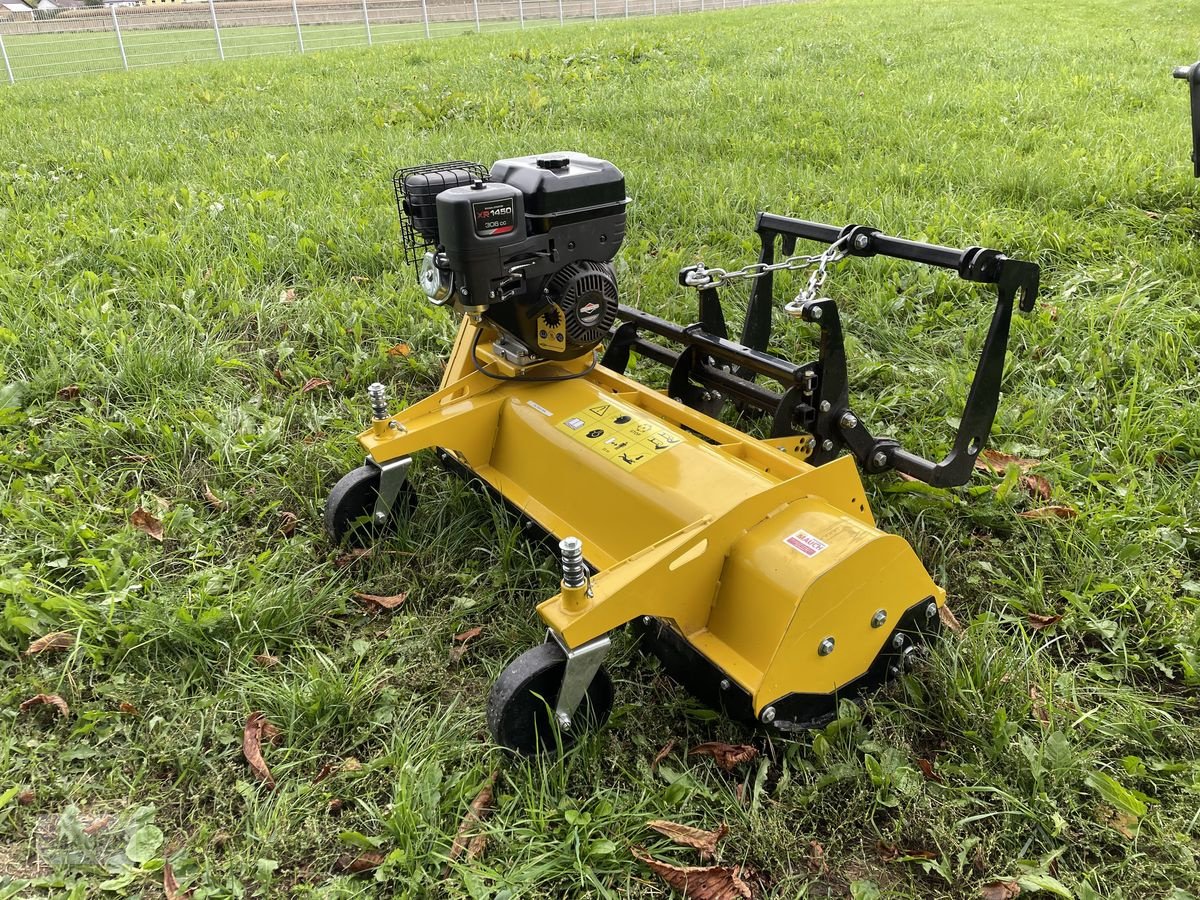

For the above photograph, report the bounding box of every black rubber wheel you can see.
[324,464,416,546]
[487,642,614,756]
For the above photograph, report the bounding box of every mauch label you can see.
[783,529,828,557]
[472,198,516,237]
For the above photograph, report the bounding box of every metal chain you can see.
[683,236,850,316]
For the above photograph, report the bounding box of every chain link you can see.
[683,236,850,316]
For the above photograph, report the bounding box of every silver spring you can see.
[367,382,388,420]
[559,537,586,589]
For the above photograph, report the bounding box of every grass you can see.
[1,0,1199,895]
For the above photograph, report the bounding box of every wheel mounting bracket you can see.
[368,456,412,523]
[548,630,611,729]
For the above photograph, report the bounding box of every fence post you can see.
[361,0,372,45]
[472,0,479,32]
[623,0,627,16]
[518,0,524,28]
[557,0,563,24]
[291,0,305,52]
[0,32,13,84]
[592,0,596,19]
[208,0,225,61]
[111,5,128,70]
[421,0,430,38]
[652,0,656,14]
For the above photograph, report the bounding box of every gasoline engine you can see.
[325,152,1041,756]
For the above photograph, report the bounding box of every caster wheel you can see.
[487,642,614,756]
[324,464,416,546]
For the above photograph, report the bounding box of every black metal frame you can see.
[1174,62,1200,178]
[601,214,1040,488]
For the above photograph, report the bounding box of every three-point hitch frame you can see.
[1175,61,1200,178]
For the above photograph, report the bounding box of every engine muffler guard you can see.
[330,160,1039,754]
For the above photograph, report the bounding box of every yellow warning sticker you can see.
[556,401,682,471]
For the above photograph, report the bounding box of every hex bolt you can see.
[872,450,889,468]
[711,391,723,402]
[892,633,906,649]
[642,615,652,626]
[819,400,832,413]
[818,637,835,656]
[808,306,823,321]
[367,382,388,420]
[560,537,586,589]
[719,678,731,691]
[760,706,777,724]
[927,602,939,619]
[853,233,870,250]
[374,510,388,524]
[701,390,712,402]
[871,610,887,629]
[839,411,859,430]
[821,439,835,452]
[556,711,572,731]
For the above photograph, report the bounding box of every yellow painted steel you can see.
[359,317,945,715]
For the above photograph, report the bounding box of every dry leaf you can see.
[20,693,69,717]
[1103,808,1137,839]
[878,841,936,861]
[938,603,964,635]
[131,507,164,542]
[445,772,497,873]
[243,711,279,788]
[647,820,729,861]
[342,756,362,772]
[387,342,412,357]
[314,761,336,784]
[279,511,298,537]
[202,483,225,511]
[652,738,677,771]
[328,797,344,814]
[1018,505,1077,520]
[56,384,81,400]
[975,450,1040,474]
[896,471,920,483]
[334,548,373,568]
[123,454,155,463]
[1029,685,1049,725]
[272,368,288,384]
[632,849,753,899]
[83,815,114,836]
[164,861,194,900]
[301,377,331,393]
[334,851,385,873]
[350,275,371,284]
[1021,474,1051,500]
[26,631,74,655]
[465,832,488,861]
[916,758,943,783]
[279,288,297,303]
[689,742,759,772]
[980,881,1021,900]
[450,626,484,663]
[254,653,281,668]
[119,702,140,717]
[354,591,408,612]
[806,840,826,875]
[17,788,35,806]
[1027,613,1063,631]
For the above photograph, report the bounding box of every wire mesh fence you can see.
[0,0,793,84]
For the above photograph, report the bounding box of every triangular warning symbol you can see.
[588,403,611,417]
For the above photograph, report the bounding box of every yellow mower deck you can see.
[359,319,944,722]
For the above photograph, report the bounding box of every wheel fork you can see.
[368,456,412,523]
[548,630,611,731]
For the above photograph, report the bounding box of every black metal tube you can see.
[618,335,785,413]
[756,213,966,272]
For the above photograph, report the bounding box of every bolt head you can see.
[760,706,776,724]
[892,633,905,648]
[374,511,388,523]
[821,439,834,452]
[926,602,939,619]
[872,451,888,468]
[809,306,823,321]
[711,391,723,401]
[559,536,582,555]
[853,233,870,250]
[555,711,572,731]
[839,411,858,430]
[818,637,835,656]
[819,400,832,413]
[719,678,731,691]
[642,616,652,626]
[871,610,887,629]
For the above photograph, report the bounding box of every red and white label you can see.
[783,529,828,557]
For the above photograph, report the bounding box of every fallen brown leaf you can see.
[1021,474,1051,501]
[878,841,937,862]
[444,772,498,875]
[279,511,298,537]
[632,849,753,899]
[1018,505,1078,520]
[334,547,374,569]
[273,368,288,384]
[450,626,484,663]
[280,288,297,303]
[975,450,1040,475]
[465,832,488,861]
[56,384,81,401]
[916,758,943,783]
[254,653,281,668]
[647,820,728,861]
[1103,807,1138,839]
[327,797,344,814]
[118,702,140,717]
[980,881,1021,900]
[26,631,74,655]
[806,840,826,875]
[301,377,331,393]
[1027,613,1063,631]
[164,861,194,900]
[17,788,35,806]
[354,591,408,612]
[82,815,114,836]
[314,761,336,784]
[689,742,759,772]
[334,851,385,874]
[202,483,225,511]
[387,342,412,357]
[243,712,279,789]
[1029,685,1049,725]
[350,275,371,285]
[131,507,164,542]
[341,757,363,772]
[20,693,69,718]
[938,603,964,635]
[652,738,677,771]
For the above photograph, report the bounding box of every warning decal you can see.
[556,401,683,471]
[783,529,828,557]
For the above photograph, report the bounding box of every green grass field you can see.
[2,0,1200,896]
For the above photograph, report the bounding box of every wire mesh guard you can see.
[394,160,488,265]
[0,0,787,84]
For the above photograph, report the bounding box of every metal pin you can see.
[560,537,586,589]
[367,383,388,420]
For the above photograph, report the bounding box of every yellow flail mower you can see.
[324,153,1039,755]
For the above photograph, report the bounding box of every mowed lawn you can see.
[1,0,1199,896]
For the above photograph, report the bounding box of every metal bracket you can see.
[1174,61,1200,178]
[369,455,412,523]
[548,631,612,730]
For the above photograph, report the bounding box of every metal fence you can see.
[0,0,791,84]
